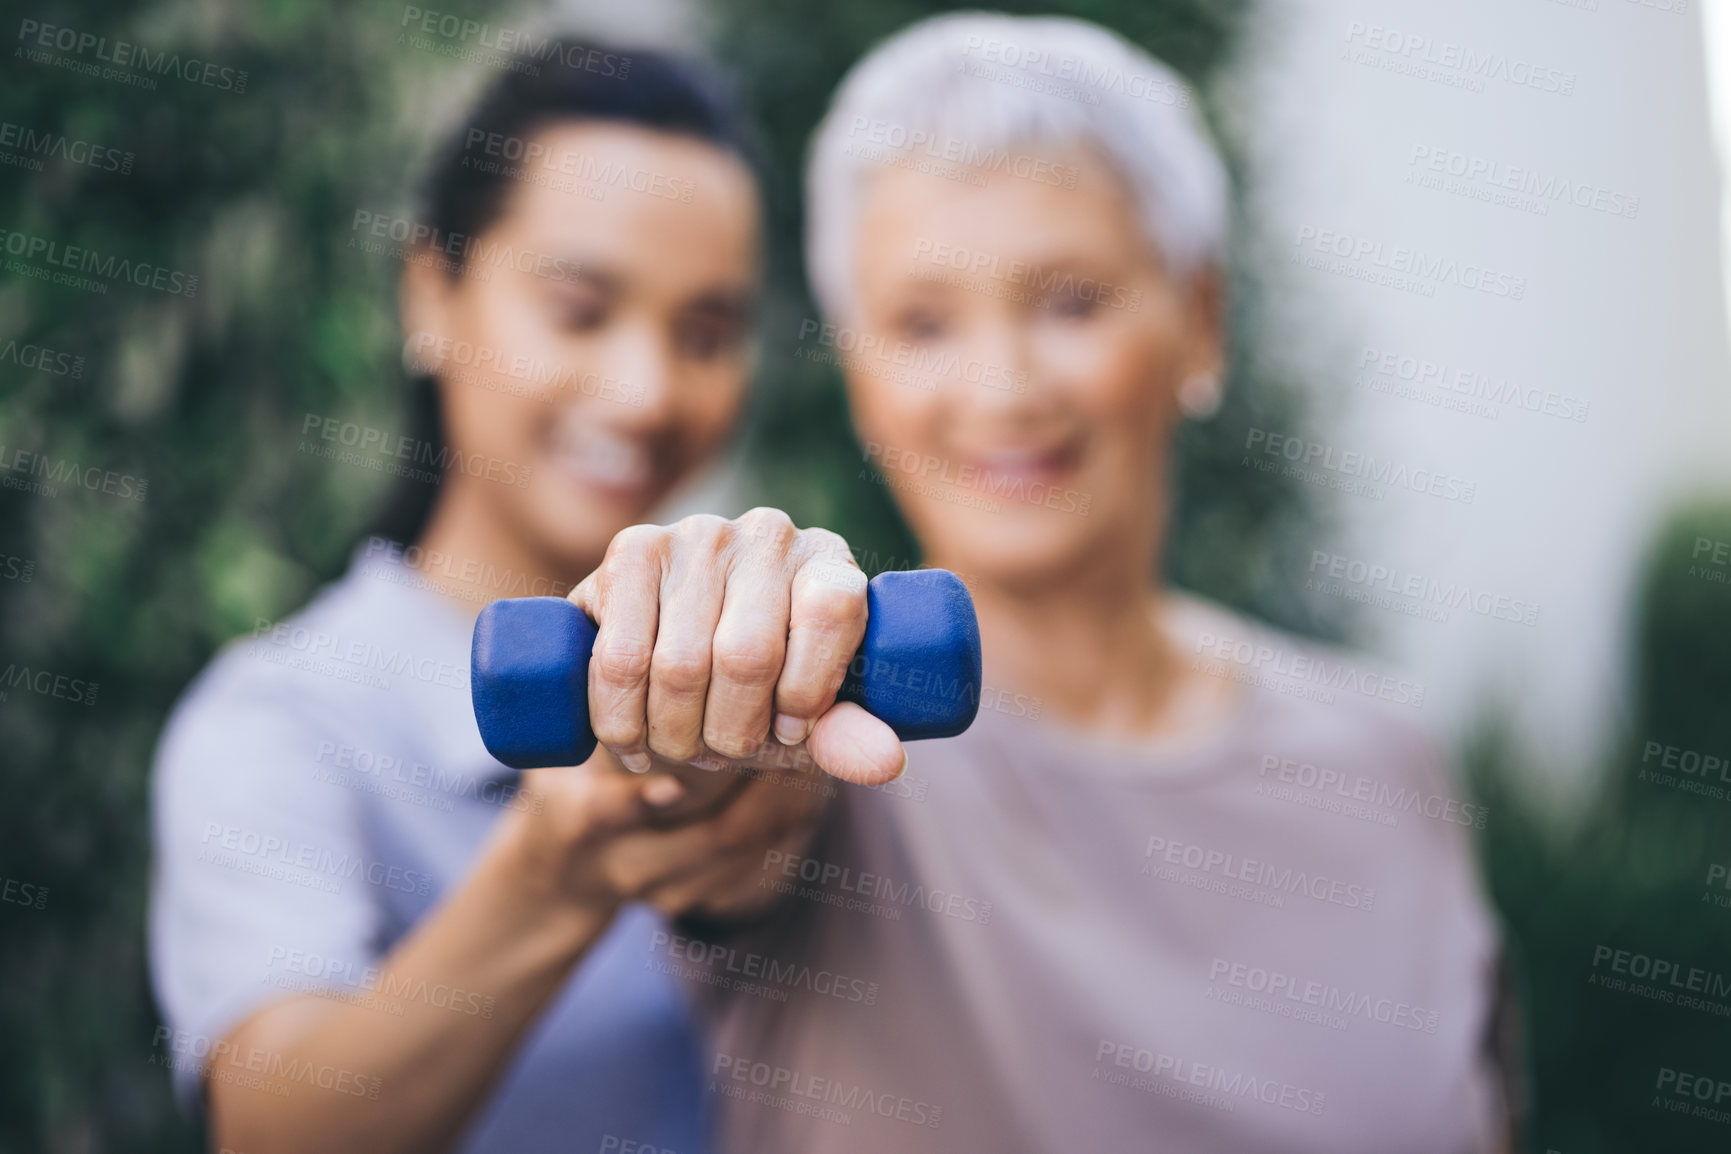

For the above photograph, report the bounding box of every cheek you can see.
[441,383,540,460]
[1056,317,1180,427]
[848,372,938,456]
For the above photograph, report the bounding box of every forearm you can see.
[209,807,616,1154]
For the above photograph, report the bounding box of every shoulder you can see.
[1167,592,1456,799]
[165,565,390,748]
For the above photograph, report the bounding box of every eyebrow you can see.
[683,286,756,319]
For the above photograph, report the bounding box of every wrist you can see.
[480,804,622,964]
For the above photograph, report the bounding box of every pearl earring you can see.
[1177,371,1222,419]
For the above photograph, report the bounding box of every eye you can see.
[547,286,609,332]
[1048,289,1097,320]
[674,312,747,361]
[894,304,950,343]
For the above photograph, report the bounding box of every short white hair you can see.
[806,11,1229,320]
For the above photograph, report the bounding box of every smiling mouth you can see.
[963,442,1083,491]
[546,417,656,499]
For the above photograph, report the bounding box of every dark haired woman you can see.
[146,49,869,1154]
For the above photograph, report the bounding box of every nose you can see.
[957,311,1041,414]
[588,317,678,431]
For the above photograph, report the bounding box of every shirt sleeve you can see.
[147,656,382,1113]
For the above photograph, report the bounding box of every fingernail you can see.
[774,713,810,745]
[620,750,652,774]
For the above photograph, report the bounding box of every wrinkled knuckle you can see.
[775,680,828,719]
[606,523,669,567]
[800,575,868,628]
[705,724,763,761]
[593,636,653,689]
[712,634,783,688]
[801,526,851,557]
[647,728,703,763]
[740,505,796,537]
[590,718,639,751]
[676,513,730,546]
[651,645,711,697]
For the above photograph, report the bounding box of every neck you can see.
[409,481,595,620]
[927,536,1191,741]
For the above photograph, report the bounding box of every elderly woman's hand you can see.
[570,508,906,787]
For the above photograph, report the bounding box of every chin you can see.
[930,516,1097,586]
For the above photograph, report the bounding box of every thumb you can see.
[806,700,906,786]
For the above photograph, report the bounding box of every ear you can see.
[399,250,456,375]
[1177,263,1226,383]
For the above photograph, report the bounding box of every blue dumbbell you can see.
[471,569,982,770]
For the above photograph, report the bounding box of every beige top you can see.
[673,597,1506,1154]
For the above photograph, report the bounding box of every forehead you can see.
[488,120,759,275]
[853,142,1144,267]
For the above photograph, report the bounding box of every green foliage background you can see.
[0,1,1722,1152]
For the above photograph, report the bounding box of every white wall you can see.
[1223,0,1731,795]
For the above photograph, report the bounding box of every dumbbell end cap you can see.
[472,597,597,770]
[840,569,982,741]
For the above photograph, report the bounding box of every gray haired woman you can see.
[686,13,1514,1153]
